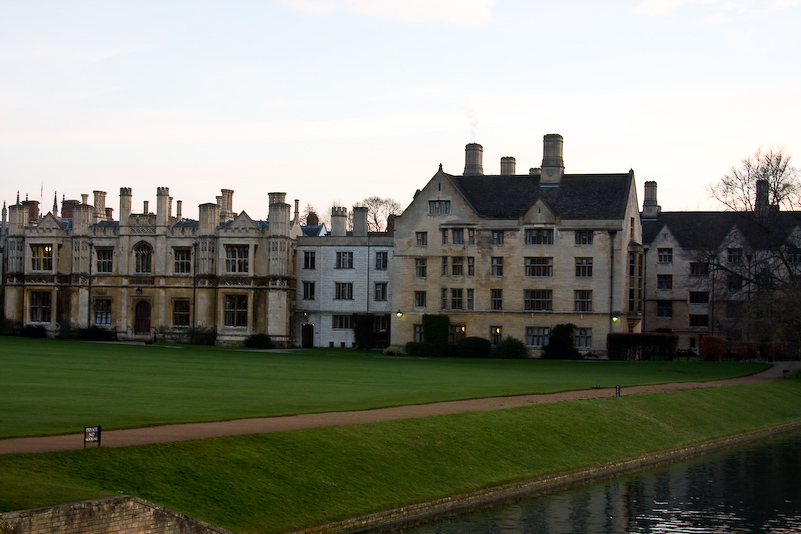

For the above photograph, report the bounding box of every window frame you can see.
[224,294,248,327]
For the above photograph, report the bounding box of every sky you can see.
[2,0,800,224]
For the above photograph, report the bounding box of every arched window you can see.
[134,243,152,273]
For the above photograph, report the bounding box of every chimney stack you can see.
[500,156,516,175]
[353,206,368,237]
[642,181,661,219]
[464,143,484,176]
[540,134,564,185]
[331,206,347,237]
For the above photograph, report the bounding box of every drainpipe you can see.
[87,241,94,327]
[608,230,617,331]
[192,241,198,328]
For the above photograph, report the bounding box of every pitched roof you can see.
[445,171,634,220]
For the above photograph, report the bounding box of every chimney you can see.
[62,199,79,220]
[268,192,290,236]
[463,143,484,176]
[386,214,396,237]
[22,199,40,220]
[331,206,347,237]
[81,193,89,205]
[199,202,220,235]
[221,189,234,221]
[105,207,114,219]
[307,211,319,226]
[500,157,516,175]
[143,200,149,214]
[176,200,183,219]
[642,181,661,220]
[540,134,564,185]
[756,179,769,214]
[93,191,106,222]
[156,187,170,226]
[119,187,132,226]
[353,206,368,237]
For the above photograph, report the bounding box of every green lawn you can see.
[2,381,801,533]
[0,337,770,438]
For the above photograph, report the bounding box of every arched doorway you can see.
[135,301,151,334]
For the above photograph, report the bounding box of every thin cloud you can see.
[278,0,496,25]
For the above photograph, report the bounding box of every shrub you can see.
[20,324,47,338]
[699,335,727,361]
[404,342,424,356]
[81,326,117,341]
[421,314,450,357]
[383,345,407,356]
[492,337,529,359]
[0,319,21,336]
[542,323,580,360]
[456,337,492,358]
[607,333,678,361]
[352,314,377,349]
[244,334,273,349]
[186,326,218,346]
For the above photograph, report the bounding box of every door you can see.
[301,323,314,348]
[135,301,151,334]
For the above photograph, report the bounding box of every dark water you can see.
[369,431,801,534]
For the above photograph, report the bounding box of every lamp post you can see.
[87,241,94,327]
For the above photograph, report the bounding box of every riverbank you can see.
[2,379,801,534]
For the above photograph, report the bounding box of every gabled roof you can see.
[642,211,801,250]
[445,171,634,220]
[302,224,326,237]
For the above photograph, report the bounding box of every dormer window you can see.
[429,200,450,215]
[525,229,554,245]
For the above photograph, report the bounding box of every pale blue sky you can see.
[2,0,800,222]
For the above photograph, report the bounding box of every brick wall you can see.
[0,496,232,534]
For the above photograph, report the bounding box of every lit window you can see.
[490,326,502,345]
[449,324,466,344]
[30,244,53,271]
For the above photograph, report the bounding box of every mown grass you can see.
[2,381,801,533]
[0,337,769,438]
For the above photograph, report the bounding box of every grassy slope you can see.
[0,338,769,438]
[2,381,801,533]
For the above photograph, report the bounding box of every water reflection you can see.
[368,432,801,534]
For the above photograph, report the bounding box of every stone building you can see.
[295,206,394,348]
[390,134,644,355]
[641,180,801,349]
[1,187,300,345]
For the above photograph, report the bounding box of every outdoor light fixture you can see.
[396,310,403,318]
[612,314,620,323]
[136,287,143,295]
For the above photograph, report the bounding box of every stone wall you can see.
[0,496,232,534]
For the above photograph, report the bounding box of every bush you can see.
[542,323,580,360]
[0,319,21,336]
[607,333,678,361]
[404,342,424,356]
[421,314,450,357]
[383,345,407,356]
[244,334,273,349]
[81,326,117,341]
[186,326,217,346]
[699,335,727,361]
[493,337,529,359]
[456,337,492,358]
[20,324,47,338]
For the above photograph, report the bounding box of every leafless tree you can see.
[353,196,402,232]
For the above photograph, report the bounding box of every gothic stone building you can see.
[1,188,299,345]
[391,134,644,354]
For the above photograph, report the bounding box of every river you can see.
[367,430,801,533]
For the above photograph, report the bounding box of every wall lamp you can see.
[135,287,143,295]
[396,310,403,318]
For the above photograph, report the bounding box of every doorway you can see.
[301,323,314,348]
[135,301,151,334]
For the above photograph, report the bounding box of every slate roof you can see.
[446,171,634,220]
[642,211,801,250]
[302,225,326,237]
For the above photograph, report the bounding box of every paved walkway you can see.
[2,362,798,455]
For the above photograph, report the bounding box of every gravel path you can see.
[2,362,797,455]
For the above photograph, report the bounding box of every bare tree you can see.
[708,146,800,212]
[354,196,402,232]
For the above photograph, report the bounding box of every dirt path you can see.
[2,363,797,455]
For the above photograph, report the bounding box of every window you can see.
[658,248,673,264]
[374,315,389,332]
[727,248,743,264]
[95,298,112,325]
[428,200,451,215]
[575,231,593,245]
[441,228,449,244]
[414,324,424,343]
[30,291,52,322]
[690,262,708,276]
[452,228,464,245]
[451,289,463,310]
[336,251,354,269]
[96,249,113,273]
[468,229,475,245]
[441,288,448,309]
[374,282,388,301]
[452,256,464,276]
[689,291,709,304]
[492,231,504,245]
[490,326,502,345]
[415,258,427,278]
[524,289,553,311]
[442,256,448,276]
[416,232,428,246]
[629,252,637,277]
[491,289,503,310]
[224,295,248,327]
[333,315,352,329]
[375,251,388,270]
[689,314,710,328]
[727,273,743,291]
[657,275,673,290]
[304,251,316,269]
[467,257,475,276]
[657,300,673,318]
[30,244,53,271]
[574,290,592,312]
[575,257,593,277]
[414,291,426,307]
[467,289,474,310]
[525,257,553,277]
[335,282,354,300]
[225,245,248,273]
[526,327,550,347]
[575,328,592,348]
[491,257,503,277]
[174,248,192,274]
[172,300,189,326]
[134,243,153,273]
[525,229,554,245]
[303,281,315,300]
[449,325,466,344]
